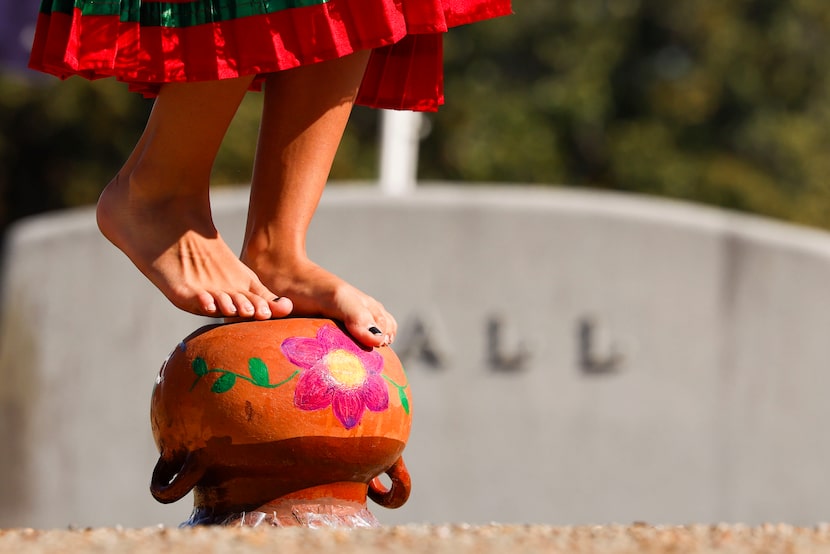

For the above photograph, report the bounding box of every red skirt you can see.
[29,0,512,111]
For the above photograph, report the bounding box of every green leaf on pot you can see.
[211,372,236,393]
[248,358,270,386]
[398,388,410,415]
[192,357,208,377]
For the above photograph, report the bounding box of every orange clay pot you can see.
[150,318,412,527]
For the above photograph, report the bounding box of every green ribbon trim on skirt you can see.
[40,0,331,27]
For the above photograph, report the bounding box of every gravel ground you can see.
[4,524,830,554]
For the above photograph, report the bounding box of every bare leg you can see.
[241,51,397,347]
[97,76,293,319]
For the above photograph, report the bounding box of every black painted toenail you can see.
[369,326,382,335]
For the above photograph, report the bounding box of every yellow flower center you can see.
[325,349,367,388]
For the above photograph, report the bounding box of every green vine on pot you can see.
[190,356,299,393]
[382,374,411,415]
[189,354,410,416]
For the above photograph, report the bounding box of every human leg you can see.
[241,51,397,347]
[97,76,293,319]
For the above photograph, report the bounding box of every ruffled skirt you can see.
[29,0,512,111]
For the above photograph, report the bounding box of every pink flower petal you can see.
[362,374,389,413]
[358,349,384,375]
[332,389,366,430]
[281,337,326,369]
[317,324,352,352]
[318,323,375,357]
[294,367,333,411]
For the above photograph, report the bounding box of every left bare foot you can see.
[97,173,293,320]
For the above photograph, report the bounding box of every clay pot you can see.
[150,318,412,527]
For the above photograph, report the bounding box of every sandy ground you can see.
[4,524,830,554]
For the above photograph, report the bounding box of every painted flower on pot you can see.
[281,324,389,429]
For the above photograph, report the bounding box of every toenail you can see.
[369,326,382,336]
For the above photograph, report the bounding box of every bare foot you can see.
[97,174,293,319]
[242,252,396,348]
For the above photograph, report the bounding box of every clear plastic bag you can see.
[183,500,381,529]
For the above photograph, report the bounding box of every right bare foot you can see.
[242,249,397,348]
[97,174,293,319]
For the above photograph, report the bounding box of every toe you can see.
[214,292,240,317]
[384,313,398,344]
[196,291,219,316]
[374,311,397,347]
[245,293,273,320]
[269,296,294,318]
[340,296,396,348]
[347,317,386,348]
[231,293,255,317]
[247,282,289,319]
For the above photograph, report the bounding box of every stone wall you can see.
[2,184,830,528]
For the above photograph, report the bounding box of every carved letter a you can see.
[395,314,450,370]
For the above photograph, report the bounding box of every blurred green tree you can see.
[0,74,149,231]
[422,0,830,228]
[3,0,830,233]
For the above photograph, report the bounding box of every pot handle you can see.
[368,456,411,509]
[150,450,205,504]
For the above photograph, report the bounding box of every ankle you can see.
[98,171,216,241]
[124,165,211,207]
[241,236,307,269]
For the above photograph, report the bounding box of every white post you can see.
[378,109,422,196]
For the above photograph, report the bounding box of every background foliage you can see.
[3,0,830,235]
